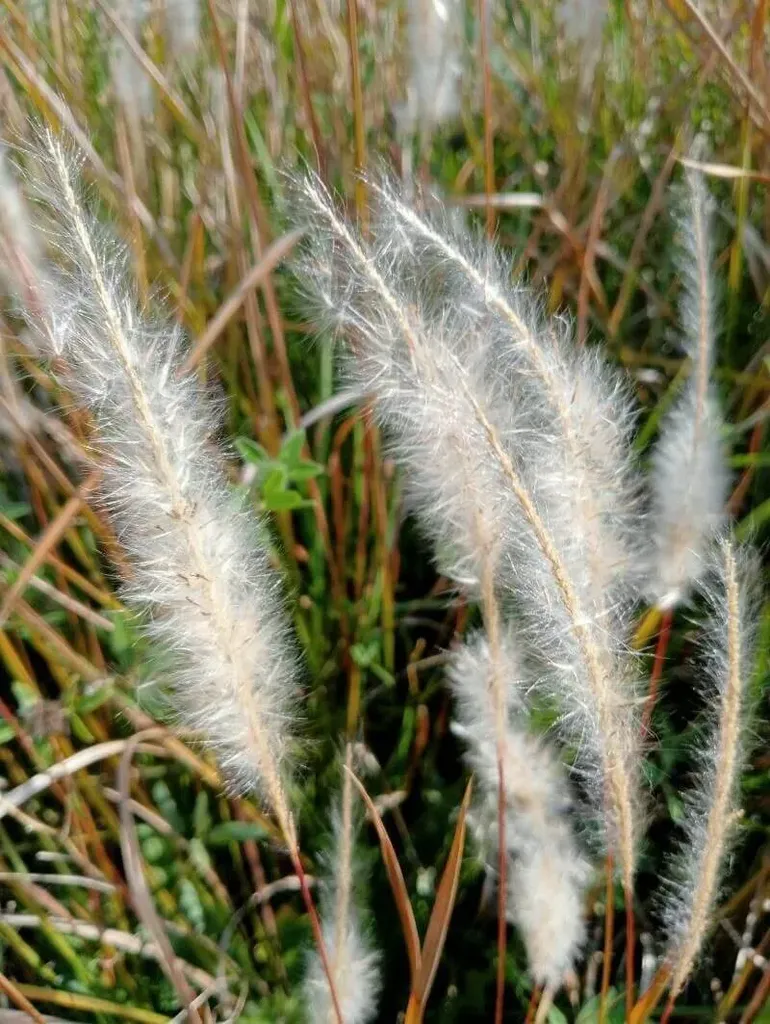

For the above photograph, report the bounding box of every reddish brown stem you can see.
[660,994,676,1024]
[641,609,673,737]
[599,854,615,1024]
[625,886,636,1018]
[495,750,508,1024]
[290,848,345,1024]
[524,985,542,1024]
[478,0,495,238]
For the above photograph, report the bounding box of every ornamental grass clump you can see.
[2,129,347,1022]
[1,125,763,1022]
[291,167,762,1017]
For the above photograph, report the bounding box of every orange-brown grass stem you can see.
[642,609,674,736]
[478,0,495,237]
[290,846,346,1024]
[659,994,676,1024]
[345,0,367,231]
[524,985,542,1024]
[626,886,636,1018]
[599,854,615,1024]
[630,965,671,1024]
[495,747,508,1024]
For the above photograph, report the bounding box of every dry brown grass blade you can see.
[288,0,327,177]
[679,156,770,183]
[608,144,680,338]
[2,914,221,993]
[0,971,47,1024]
[346,766,421,984]
[0,1011,72,1024]
[0,739,163,818]
[0,552,113,630]
[183,229,304,370]
[405,779,472,1023]
[345,0,367,229]
[7,594,103,680]
[117,730,203,1024]
[478,0,495,237]
[0,471,100,628]
[578,150,619,347]
[12,987,168,1024]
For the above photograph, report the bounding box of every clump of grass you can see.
[0,3,768,1022]
[3,127,347,1023]
[294,170,643,898]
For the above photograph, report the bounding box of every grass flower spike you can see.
[15,130,300,847]
[449,634,591,989]
[660,538,760,999]
[405,0,463,134]
[646,169,729,609]
[294,174,643,899]
[0,144,49,318]
[164,0,201,61]
[304,751,381,1024]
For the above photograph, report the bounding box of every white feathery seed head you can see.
[403,0,464,135]
[449,634,591,988]
[304,757,381,1024]
[14,128,299,845]
[368,178,644,610]
[646,168,730,610]
[110,0,154,116]
[660,537,760,997]
[163,0,201,62]
[292,172,643,892]
[0,145,50,321]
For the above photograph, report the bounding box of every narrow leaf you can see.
[346,767,421,984]
[408,780,472,1021]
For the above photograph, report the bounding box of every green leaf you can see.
[193,791,211,838]
[178,877,205,932]
[236,437,270,465]
[0,722,15,745]
[576,989,622,1023]
[280,429,306,468]
[207,821,268,846]
[1,502,31,521]
[350,640,379,668]
[262,465,289,498]
[288,462,325,483]
[11,681,38,715]
[76,684,114,715]
[547,1006,569,1024]
[264,490,313,512]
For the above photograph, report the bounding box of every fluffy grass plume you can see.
[304,750,381,1024]
[12,129,300,846]
[294,173,642,894]
[449,634,591,988]
[646,169,729,609]
[0,144,49,318]
[110,0,153,115]
[163,0,201,61]
[404,0,463,133]
[660,538,759,996]
[370,180,643,609]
